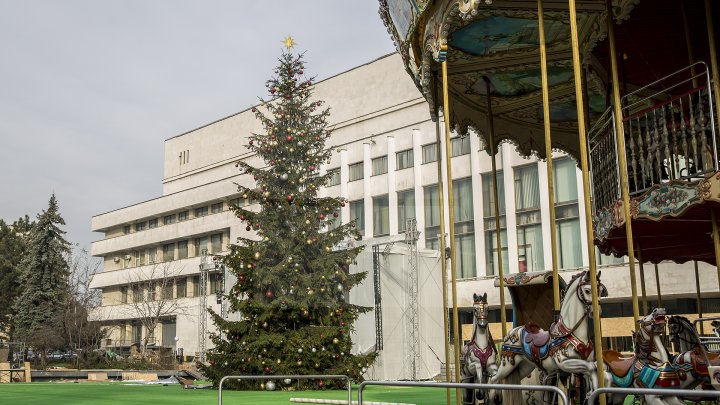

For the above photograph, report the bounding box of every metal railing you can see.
[218,374,351,405]
[588,387,720,404]
[589,62,719,215]
[621,62,718,196]
[357,380,568,405]
[589,107,620,214]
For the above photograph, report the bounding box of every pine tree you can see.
[0,215,34,337]
[13,194,71,346]
[205,49,376,388]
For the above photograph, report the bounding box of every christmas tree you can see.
[205,44,376,389]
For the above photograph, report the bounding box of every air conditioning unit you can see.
[124,254,132,260]
[113,257,120,263]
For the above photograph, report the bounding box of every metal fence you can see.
[357,380,568,405]
[588,387,720,404]
[218,374,351,405]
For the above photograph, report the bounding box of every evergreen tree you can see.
[13,194,71,346]
[205,49,376,388]
[0,215,33,337]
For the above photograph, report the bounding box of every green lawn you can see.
[0,382,460,405]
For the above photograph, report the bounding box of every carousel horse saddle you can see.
[603,350,636,378]
[523,323,551,347]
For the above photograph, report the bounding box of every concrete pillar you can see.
[0,362,9,383]
[412,129,426,248]
[363,142,373,238]
[387,136,398,235]
[501,143,519,274]
[538,159,553,271]
[24,362,31,382]
[576,163,590,267]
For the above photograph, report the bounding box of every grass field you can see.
[0,382,461,405]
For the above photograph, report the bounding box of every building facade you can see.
[90,53,719,363]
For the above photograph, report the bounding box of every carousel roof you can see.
[378,0,715,162]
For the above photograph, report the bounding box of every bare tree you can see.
[122,262,187,357]
[59,247,105,368]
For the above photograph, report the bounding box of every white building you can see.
[90,53,719,372]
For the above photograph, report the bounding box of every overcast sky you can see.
[0,1,397,251]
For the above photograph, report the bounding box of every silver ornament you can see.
[265,380,276,391]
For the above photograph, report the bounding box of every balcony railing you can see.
[590,62,718,214]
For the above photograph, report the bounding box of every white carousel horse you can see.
[488,270,608,404]
[460,292,498,405]
[602,308,683,405]
[668,315,720,391]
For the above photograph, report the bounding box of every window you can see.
[121,286,128,304]
[373,195,390,237]
[163,214,176,225]
[162,280,173,300]
[210,273,222,296]
[596,247,625,266]
[194,206,208,218]
[326,168,341,186]
[178,211,189,221]
[371,156,388,176]
[451,136,471,157]
[192,276,200,297]
[176,278,187,298]
[211,233,223,253]
[148,218,158,229]
[397,190,416,233]
[483,171,507,276]
[163,243,174,262]
[147,248,156,264]
[194,236,209,256]
[123,225,131,235]
[177,240,188,259]
[396,149,414,170]
[349,162,364,181]
[211,202,223,214]
[349,200,365,236]
[554,159,582,269]
[135,222,146,232]
[132,285,142,303]
[422,143,438,164]
[453,178,475,278]
[424,185,441,250]
[515,165,544,272]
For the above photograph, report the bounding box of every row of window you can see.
[326,137,472,186]
[122,202,225,235]
[119,273,224,304]
[121,233,224,269]
[343,159,622,279]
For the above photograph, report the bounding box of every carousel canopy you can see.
[379,0,716,161]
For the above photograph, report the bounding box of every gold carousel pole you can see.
[440,45,463,404]
[568,0,606,400]
[705,1,720,296]
[605,0,641,328]
[432,73,453,405]
[483,77,508,336]
[538,0,561,314]
[654,263,663,308]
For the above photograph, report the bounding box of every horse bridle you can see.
[474,299,488,324]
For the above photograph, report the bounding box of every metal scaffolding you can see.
[198,249,211,363]
[405,218,420,380]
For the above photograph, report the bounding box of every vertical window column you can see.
[453,178,476,278]
[363,142,373,237]
[501,143,519,273]
[554,158,582,269]
[482,171,508,276]
[514,164,544,272]
[423,185,441,250]
[339,148,350,224]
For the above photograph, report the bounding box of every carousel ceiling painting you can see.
[379,0,641,161]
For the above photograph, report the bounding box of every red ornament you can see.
[318,380,325,388]
[245,226,251,231]
[287,135,293,142]
[287,194,294,202]
[341,322,346,327]
[249,139,253,145]
[264,366,271,373]
[251,107,257,112]
[341,202,346,207]
[254,223,260,229]
[240,214,246,221]
[319,214,326,220]
[239,275,245,282]
[333,212,339,218]
[338,308,344,313]
[309,165,316,171]
[265,290,274,299]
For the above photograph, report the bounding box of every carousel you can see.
[379,0,720,403]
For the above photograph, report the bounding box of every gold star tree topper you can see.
[282,35,296,49]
